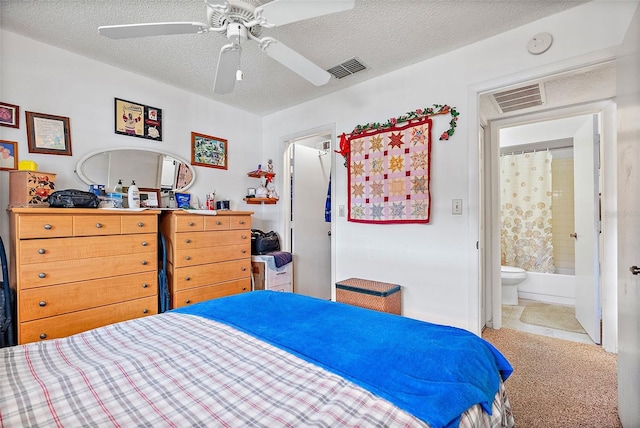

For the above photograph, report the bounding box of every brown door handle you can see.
[570,232,578,239]
[630,266,640,276]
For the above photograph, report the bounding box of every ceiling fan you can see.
[98,0,355,94]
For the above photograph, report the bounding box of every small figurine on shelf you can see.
[267,159,274,173]
[249,164,263,175]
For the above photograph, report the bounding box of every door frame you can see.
[482,99,616,350]
[281,124,336,297]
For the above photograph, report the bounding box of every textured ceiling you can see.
[0,0,593,116]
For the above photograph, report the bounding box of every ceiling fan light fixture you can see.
[236,69,244,81]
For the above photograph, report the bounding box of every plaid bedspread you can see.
[0,312,514,427]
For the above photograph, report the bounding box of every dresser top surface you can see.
[8,207,162,215]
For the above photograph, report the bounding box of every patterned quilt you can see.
[348,116,432,224]
[0,312,514,427]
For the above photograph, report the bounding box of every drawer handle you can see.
[275,272,286,275]
[141,241,148,246]
[189,222,195,226]
[242,287,247,291]
[38,248,46,254]
[239,220,245,225]
[185,256,191,260]
[138,222,144,227]
[241,235,247,239]
[185,299,191,304]
[141,260,148,265]
[142,283,148,288]
[216,221,222,225]
[40,333,47,340]
[39,301,46,307]
[185,239,191,244]
[185,276,191,281]
[143,309,148,314]
[38,272,46,279]
[241,267,247,271]
[95,223,103,228]
[44,224,52,230]
[241,249,247,254]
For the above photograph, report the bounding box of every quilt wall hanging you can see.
[337,104,459,224]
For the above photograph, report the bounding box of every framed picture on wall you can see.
[114,98,162,141]
[0,102,20,128]
[191,132,228,170]
[0,140,18,171]
[25,111,73,156]
[138,187,161,208]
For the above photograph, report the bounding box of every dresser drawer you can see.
[172,259,251,290]
[18,234,157,264]
[73,215,121,236]
[267,262,293,287]
[173,243,250,267]
[269,283,292,293]
[122,215,158,234]
[204,216,230,230]
[230,216,251,230]
[19,296,158,344]
[17,215,73,239]
[19,272,157,321]
[19,251,157,289]
[174,230,251,250]
[173,279,250,308]
[175,216,204,232]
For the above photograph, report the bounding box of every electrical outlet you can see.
[452,199,463,215]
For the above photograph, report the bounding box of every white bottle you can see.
[114,179,123,194]
[128,180,140,208]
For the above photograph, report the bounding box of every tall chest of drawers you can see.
[160,211,253,309]
[8,208,161,344]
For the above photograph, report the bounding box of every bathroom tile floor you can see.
[502,299,595,345]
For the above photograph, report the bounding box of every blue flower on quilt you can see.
[370,204,385,219]
[390,202,406,218]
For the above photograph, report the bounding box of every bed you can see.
[0,291,514,427]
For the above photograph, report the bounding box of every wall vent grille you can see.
[327,57,367,79]
[492,83,546,113]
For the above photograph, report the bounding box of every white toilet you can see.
[501,266,527,305]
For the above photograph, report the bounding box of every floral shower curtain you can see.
[500,151,555,273]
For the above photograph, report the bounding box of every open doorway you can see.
[478,61,618,351]
[282,129,333,299]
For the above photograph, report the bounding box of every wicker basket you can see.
[336,278,401,315]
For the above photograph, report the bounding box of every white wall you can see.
[0,31,264,254]
[262,1,637,332]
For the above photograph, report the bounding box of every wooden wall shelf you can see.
[244,197,278,205]
[247,171,275,179]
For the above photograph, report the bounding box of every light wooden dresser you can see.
[160,210,253,309]
[8,207,161,344]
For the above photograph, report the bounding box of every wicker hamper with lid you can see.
[336,278,402,315]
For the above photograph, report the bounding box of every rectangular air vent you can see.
[327,57,367,79]
[492,83,546,113]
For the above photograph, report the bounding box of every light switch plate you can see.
[452,199,463,215]
[339,205,345,217]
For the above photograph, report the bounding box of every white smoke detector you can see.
[527,32,553,55]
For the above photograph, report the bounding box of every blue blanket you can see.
[175,291,512,428]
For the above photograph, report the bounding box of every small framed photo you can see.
[246,187,256,197]
[0,140,18,171]
[26,111,72,156]
[191,132,228,170]
[138,187,161,208]
[115,98,162,141]
[0,102,20,128]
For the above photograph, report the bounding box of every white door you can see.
[290,143,331,299]
[617,6,640,425]
[573,115,601,344]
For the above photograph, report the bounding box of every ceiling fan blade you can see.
[261,38,330,86]
[213,44,241,95]
[254,0,355,27]
[98,22,208,39]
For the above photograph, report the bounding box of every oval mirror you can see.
[75,147,196,193]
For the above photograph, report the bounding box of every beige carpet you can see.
[519,302,586,333]
[483,327,619,428]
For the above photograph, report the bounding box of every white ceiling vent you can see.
[327,57,367,79]
[492,83,546,113]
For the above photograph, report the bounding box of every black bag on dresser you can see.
[251,229,281,255]
[48,189,100,208]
